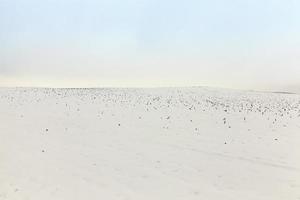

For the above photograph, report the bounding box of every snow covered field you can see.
[1,87,300,200]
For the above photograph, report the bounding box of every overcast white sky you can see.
[1,0,300,89]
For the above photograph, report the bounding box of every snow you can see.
[1,87,300,200]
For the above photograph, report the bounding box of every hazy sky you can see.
[1,0,300,89]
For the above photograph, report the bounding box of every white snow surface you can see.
[1,87,300,200]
